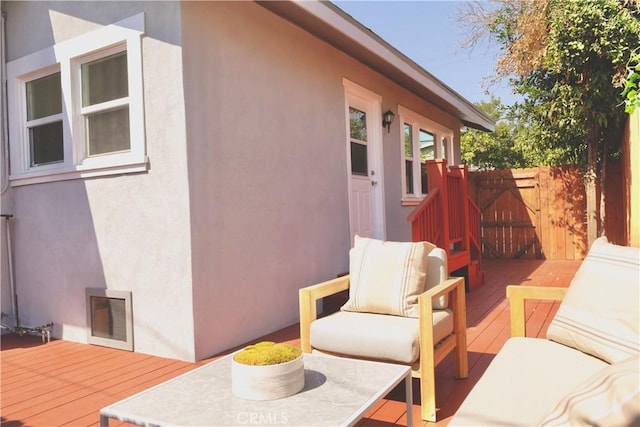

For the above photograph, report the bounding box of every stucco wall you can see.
[180,1,462,360]
[3,2,196,361]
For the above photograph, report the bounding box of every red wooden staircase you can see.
[407,159,484,291]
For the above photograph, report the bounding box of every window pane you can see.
[82,51,128,107]
[29,121,63,166]
[420,130,435,160]
[349,107,367,141]
[404,124,413,158]
[26,73,62,121]
[91,296,127,342]
[405,160,413,194]
[350,142,368,176]
[421,162,427,195]
[86,107,130,156]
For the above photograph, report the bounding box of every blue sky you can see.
[332,1,521,107]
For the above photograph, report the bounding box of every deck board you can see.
[1,259,581,427]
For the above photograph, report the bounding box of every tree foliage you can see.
[622,50,640,113]
[461,97,527,169]
[461,0,639,164]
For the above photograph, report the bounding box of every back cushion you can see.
[426,247,449,309]
[547,237,640,363]
[539,353,640,426]
[341,236,436,318]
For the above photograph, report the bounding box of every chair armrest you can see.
[420,277,464,304]
[506,285,568,338]
[418,277,467,369]
[299,275,350,352]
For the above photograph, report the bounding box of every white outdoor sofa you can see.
[450,237,640,426]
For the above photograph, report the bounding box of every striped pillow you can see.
[546,237,640,364]
[540,354,640,426]
[341,236,436,318]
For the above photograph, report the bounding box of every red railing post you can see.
[429,159,449,254]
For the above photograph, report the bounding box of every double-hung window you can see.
[81,50,130,157]
[399,106,454,204]
[26,71,64,167]
[7,13,146,186]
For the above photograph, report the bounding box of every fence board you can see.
[469,164,624,260]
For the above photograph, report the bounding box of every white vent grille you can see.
[86,288,133,351]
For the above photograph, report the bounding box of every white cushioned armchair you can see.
[299,237,468,422]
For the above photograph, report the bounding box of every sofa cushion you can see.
[341,236,436,318]
[449,337,609,427]
[309,309,453,364]
[547,237,640,364]
[540,353,640,426]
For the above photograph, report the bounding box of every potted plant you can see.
[231,341,305,400]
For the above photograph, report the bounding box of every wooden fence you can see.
[469,162,625,260]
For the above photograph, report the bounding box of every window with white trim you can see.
[7,13,146,186]
[26,71,64,167]
[399,106,454,204]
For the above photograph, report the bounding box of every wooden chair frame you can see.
[299,275,468,422]
[506,286,568,338]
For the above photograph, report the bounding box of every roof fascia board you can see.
[258,1,495,132]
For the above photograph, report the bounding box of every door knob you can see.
[371,180,378,186]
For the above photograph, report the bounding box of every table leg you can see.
[100,414,109,427]
[405,373,413,427]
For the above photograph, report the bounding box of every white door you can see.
[344,81,385,245]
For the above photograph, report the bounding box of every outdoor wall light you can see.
[382,109,395,133]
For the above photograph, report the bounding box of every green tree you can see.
[462,0,640,243]
[622,50,640,113]
[461,97,526,169]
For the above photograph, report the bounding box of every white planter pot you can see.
[231,354,305,400]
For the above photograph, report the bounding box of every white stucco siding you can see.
[180,1,463,360]
[4,2,196,361]
[181,1,353,360]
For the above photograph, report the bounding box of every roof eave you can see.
[257,0,495,133]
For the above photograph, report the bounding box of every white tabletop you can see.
[100,352,412,426]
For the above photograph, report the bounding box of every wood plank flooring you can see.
[1,259,581,427]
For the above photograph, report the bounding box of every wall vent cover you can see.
[86,288,133,351]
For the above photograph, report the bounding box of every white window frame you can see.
[398,105,454,205]
[7,13,147,186]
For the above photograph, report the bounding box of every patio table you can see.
[100,352,413,426]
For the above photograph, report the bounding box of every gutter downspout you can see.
[1,8,9,195]
[0,7,17,327]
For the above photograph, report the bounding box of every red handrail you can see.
[407,159,483,280]
[408,188,444,249]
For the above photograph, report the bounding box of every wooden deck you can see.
[1,259,581,427]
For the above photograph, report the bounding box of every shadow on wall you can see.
[7,180,106,342]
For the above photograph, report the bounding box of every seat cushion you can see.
[547,237,640,364]
[309,309,453,364]
[449,337,609,427]
[341,236,436,318]
[540,353,639,426]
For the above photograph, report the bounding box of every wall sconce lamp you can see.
[382,109,395,133]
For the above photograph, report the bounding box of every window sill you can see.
[401,196,425,207]
[9,158,149,187]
